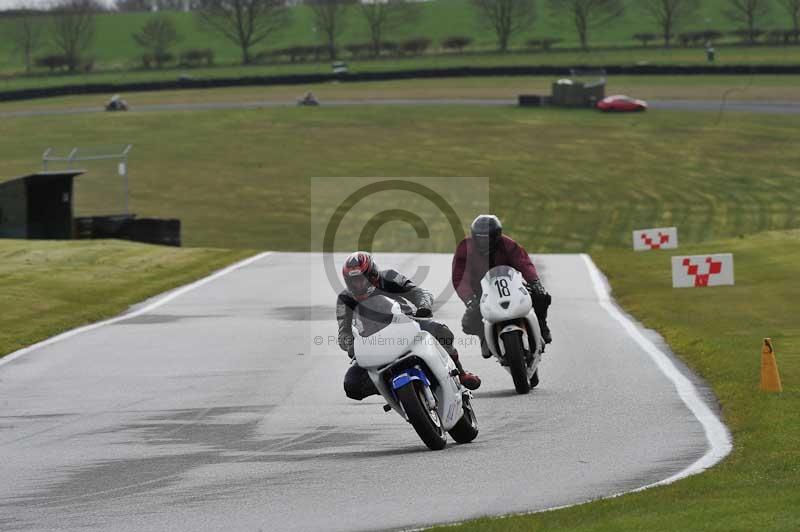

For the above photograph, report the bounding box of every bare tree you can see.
[777,0,800,42]
[547,0,625,50]
[10,7,46,73]
[133,16,181,67]
[307,0,354,60]
[359,0,420,56]
[471,0,536,52]
[51,0,99,72]
[196,0,290,64]
[725,0,770,44]
[642,0,699,47]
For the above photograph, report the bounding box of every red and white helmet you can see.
[342,251,380,301]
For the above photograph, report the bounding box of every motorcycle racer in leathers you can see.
[337,251,482,400]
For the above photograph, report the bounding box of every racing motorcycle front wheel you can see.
[501,330,531,395]
[397,380,447,451]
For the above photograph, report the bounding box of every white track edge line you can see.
[579,253,732,489]
[0,251,273,369]
[404,253,733,532]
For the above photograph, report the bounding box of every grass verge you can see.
[0,239,254,357]
[430,229,800,531]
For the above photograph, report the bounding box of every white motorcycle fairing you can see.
[480,266,543,381]
[353,298,464,431]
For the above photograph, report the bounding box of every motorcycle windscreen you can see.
[354,296,397,337]
[353,296,420,368]
[353,296,417,338]
[486,265,517,280]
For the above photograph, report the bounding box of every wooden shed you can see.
[0,170,84,240]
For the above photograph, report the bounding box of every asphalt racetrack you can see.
[1,98,799,118]
[0,253,729,532]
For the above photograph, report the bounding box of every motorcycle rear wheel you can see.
[502,330,531,395]
[397,380,447,451]
[448,394,479,444]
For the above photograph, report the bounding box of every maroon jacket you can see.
[451,235,540,303]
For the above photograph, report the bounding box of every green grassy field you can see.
[0,239,253,357]
[0,0,798,88]
[431,229,800,531]
[2,105,798,250]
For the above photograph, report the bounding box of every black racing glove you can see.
[526,280,550,298]
[414,307,433,318]
[465,294,479,309]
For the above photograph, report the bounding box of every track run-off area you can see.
[0,253,730,532]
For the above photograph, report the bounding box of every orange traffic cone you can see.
[760,338,783,392]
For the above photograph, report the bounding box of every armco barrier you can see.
[2,64,800,103]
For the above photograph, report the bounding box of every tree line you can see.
[480,0,799,51]
[3,0,799,74]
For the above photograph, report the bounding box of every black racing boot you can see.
[531,288,553,345]
[539,320,552,344]
[480,338,493,359]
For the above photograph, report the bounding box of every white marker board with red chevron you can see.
[633,227,678,251]
[671,254,735,288]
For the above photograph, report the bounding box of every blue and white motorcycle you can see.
[480,265,545,394]
[352,296,478,451]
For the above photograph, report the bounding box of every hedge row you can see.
[262,37,463,63]
[672,29,800,46]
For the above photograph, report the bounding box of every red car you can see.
[597,95,648,112]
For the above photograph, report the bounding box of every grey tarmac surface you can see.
[1,98,799,118]
[0,253,717,532]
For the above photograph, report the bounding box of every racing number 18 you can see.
[495,279,511,297]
